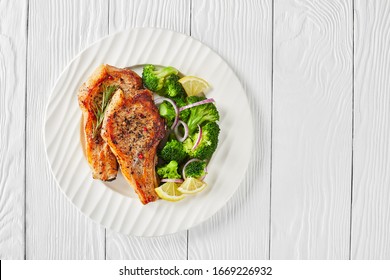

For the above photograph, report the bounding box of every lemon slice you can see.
[155,182,185,202]
[179,76,210,96]
[177,178,207,194]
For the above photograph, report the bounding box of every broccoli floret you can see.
[159,139,187,163]
[183,122,220,160]
[142,65,178,92]
[158,101,176,127]
[161,75,186,98]
[187,96,203,104]
[158,96,189,126]
[184,96,220,133]
[184,160,207,179]
[171,95,190,122]
[157,160,181,179]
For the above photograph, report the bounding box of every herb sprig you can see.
[92,85,118,138]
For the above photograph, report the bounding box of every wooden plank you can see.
[26,0,107,259]
[105,0,189,260]
[352,0,390,259]
[271,0,352,259]
[0,0,27,259]
[188,0,272,259]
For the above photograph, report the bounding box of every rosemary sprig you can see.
[92,85,118,138]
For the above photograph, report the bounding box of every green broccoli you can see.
[172,95,190,122]
[157,95,190,126]
[157,160,181,179]
[142,64,178,92]
[183,122,220,160]
[160,75,186,98]
[159,139,187,164]
[184,96,220,133]
[158,101,176,127]
[184,160,207,179]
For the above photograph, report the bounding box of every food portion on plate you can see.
[78,64,166,204]
[78,64,220,204]
[101,87,166,204]
[78,65,137,181]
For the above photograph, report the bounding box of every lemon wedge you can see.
[155,182,185,202]
[177,177,207,194]
[179,76,210,96]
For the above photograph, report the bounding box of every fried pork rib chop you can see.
[101,88,166,204]
[78,64,143,181]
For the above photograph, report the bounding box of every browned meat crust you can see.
[101,88,166,204]
[78,64,143,181]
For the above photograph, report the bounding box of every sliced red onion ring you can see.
[154,97,179,129]
[182,158,207,180]
[160,178,184,183]
[192,125,202,150]
[174,120,189,142]
[179,98,215,112]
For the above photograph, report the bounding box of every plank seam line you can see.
[189,0,192,37]
[186,230,189,260]
[268,0,275,261]
[349,0,355,261]
[24,0,30,261]
[107,0,110,34]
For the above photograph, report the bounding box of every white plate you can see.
[44,28,253,236]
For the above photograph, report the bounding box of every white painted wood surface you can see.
[0,0,27,259]
[1,0,390,260]
[271,0,353,259]
[352,0,390,259]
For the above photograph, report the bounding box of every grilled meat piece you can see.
[101,88,166,204]
[78,64,143,181]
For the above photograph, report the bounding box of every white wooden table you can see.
[1,0,389,260]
